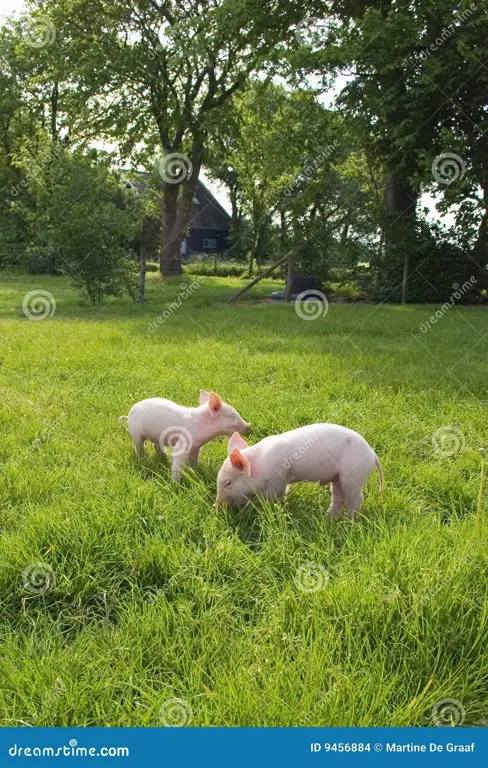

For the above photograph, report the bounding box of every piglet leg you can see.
[328,478,345,519]
[341,476,364,520]
[187,446,201,466]
[134,439,145,459]
[170,435,193,482]
[171,455,189,482]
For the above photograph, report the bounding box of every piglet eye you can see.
[224,480,232,488]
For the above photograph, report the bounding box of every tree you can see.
[35,0,315,275]
[0,13,94,265]
[309,0,486,301]
[16,145,140,302]
[414,1,488,287]
[206,80,347,275]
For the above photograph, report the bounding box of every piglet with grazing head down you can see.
[215,424,383,519]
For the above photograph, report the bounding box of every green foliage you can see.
[408,228,482,304]
[184,260,279,279]
[16,148,140,303]
[205,80,349,274]
[30,0,318,274]
[313,0,488,300]
[369,220,480,304]
[185,261,253,278]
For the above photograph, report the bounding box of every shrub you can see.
[368,220,480,304]
[184,260,269,279]
[17,148,140,303]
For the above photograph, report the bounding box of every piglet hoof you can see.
[327,506,342,520]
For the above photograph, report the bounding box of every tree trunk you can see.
[401,251,409,304]
[160,144,202,276]
[280,210,287,251]
[472,182,488,289]
[285,251,296,302]
[248,236,257,278]
[228,188,240,258]
[384,173,418,304]
[50,82,59,142]
[138,242,146,304]
[248,217,269,276]
[160,183,180,276]
[254,225,266,268]
[230,188,241,233]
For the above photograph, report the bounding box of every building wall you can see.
[188,228,229,254]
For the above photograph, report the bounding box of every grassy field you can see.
[0,269,487,727]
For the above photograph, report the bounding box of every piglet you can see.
[215,424,383,519]
[121,390,251,481]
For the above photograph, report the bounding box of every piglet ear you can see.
[228,432,248,454]
[199,389,210,405]
[208,391,222,417]
[229,448,251,476]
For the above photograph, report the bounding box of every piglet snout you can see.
[242,422,251,434]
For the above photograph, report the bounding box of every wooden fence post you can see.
[285,252,297,302]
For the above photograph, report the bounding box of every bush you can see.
[368,220,479,304]
[17,147,140,303]
[184,260,269,279]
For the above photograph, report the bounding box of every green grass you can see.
[0,269,487,727]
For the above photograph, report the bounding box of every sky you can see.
[2,0,446,226]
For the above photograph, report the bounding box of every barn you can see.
[123,172,230,257]
[185,180,230,255]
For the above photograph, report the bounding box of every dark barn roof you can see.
[122,172,230,232]
[190,180,230,231]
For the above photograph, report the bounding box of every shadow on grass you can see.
[132,451,170,483]
[224,503,264,549]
